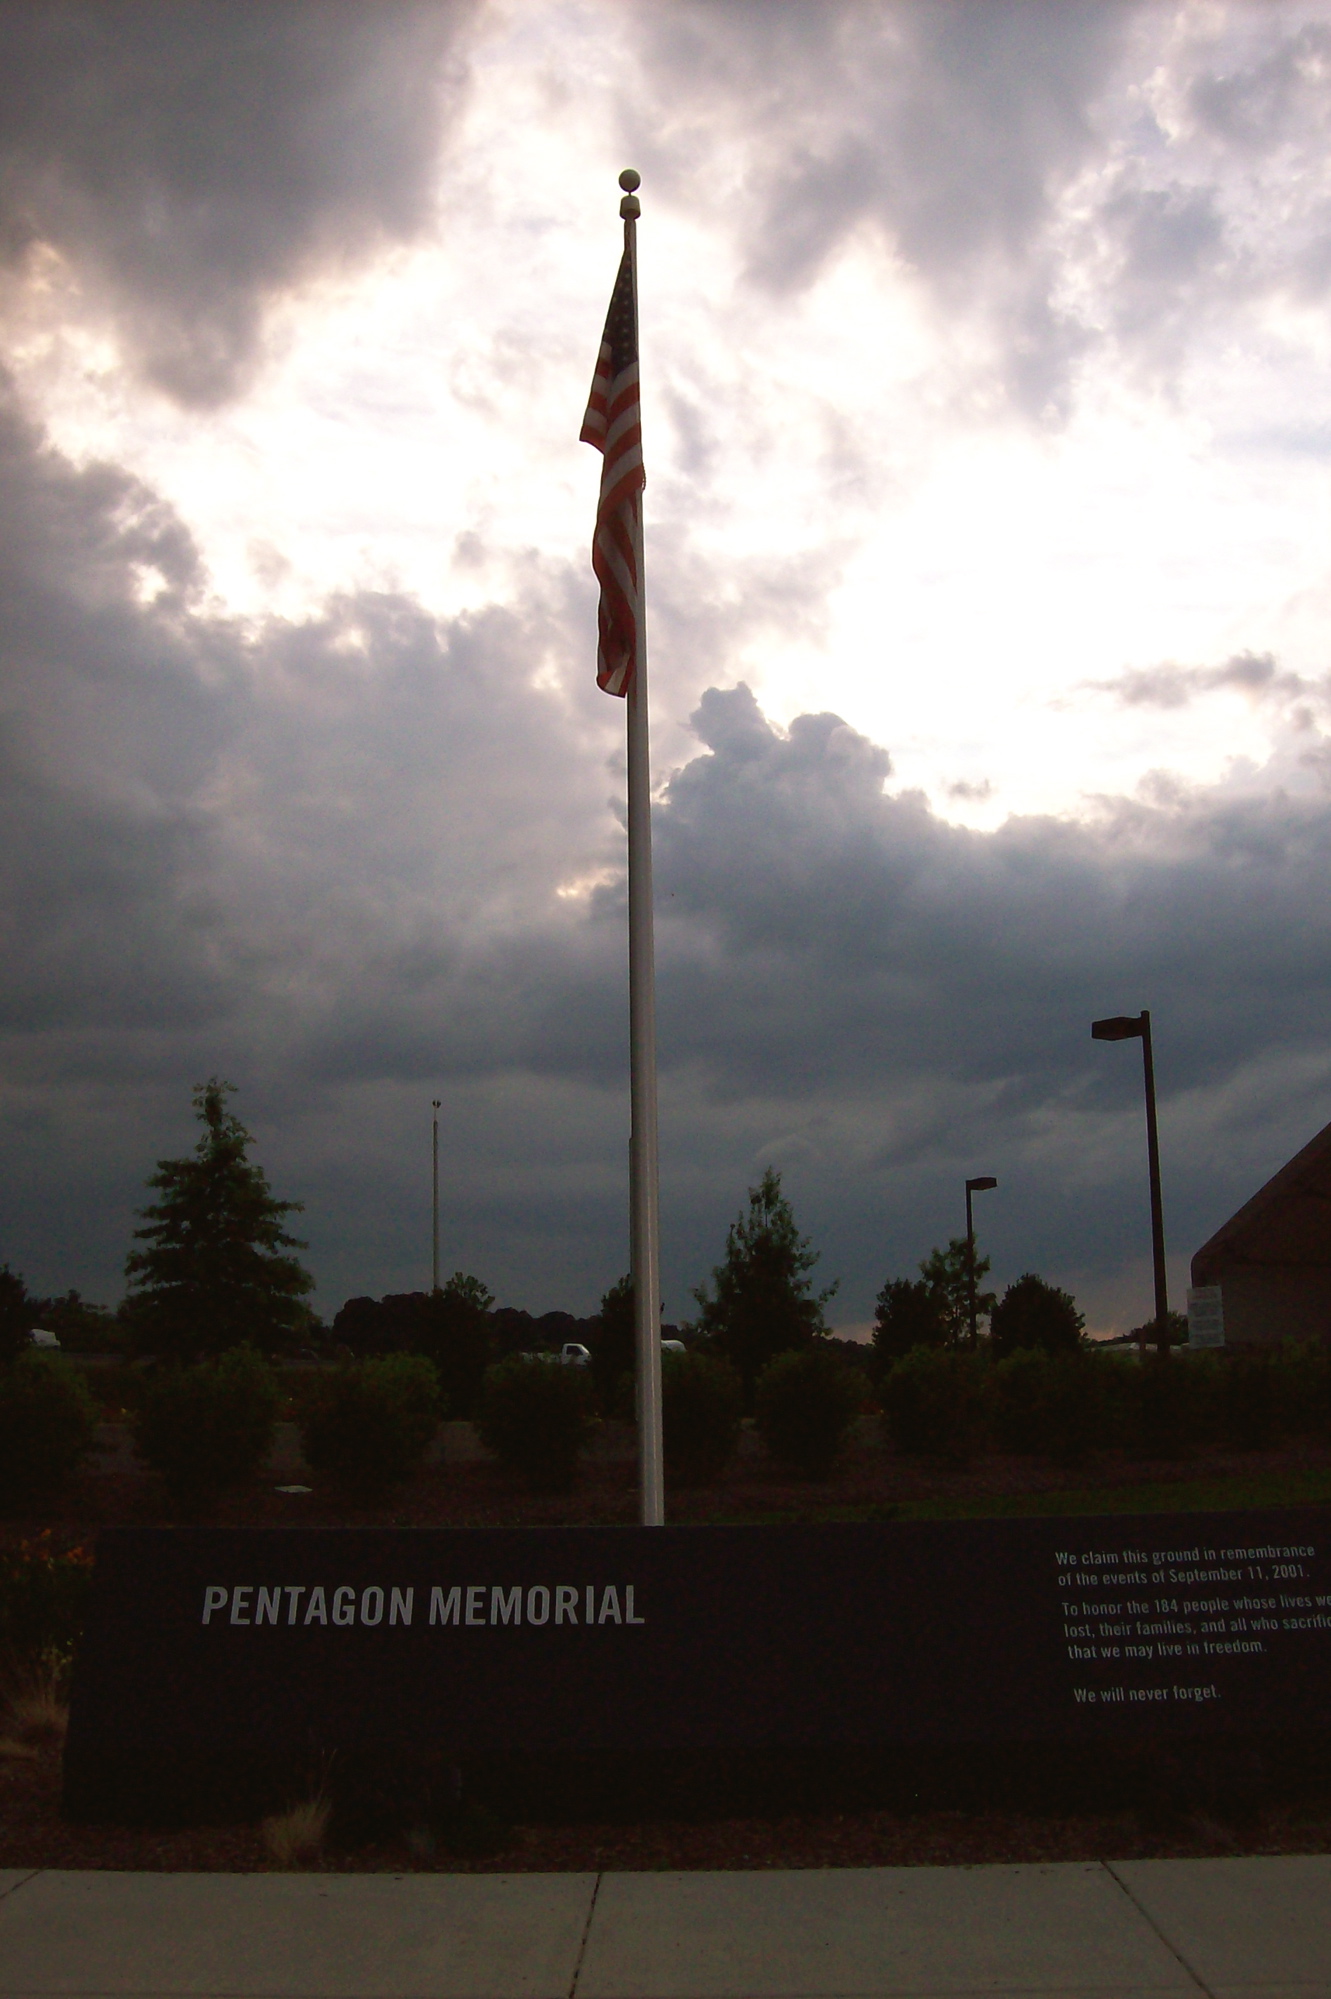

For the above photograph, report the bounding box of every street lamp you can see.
[965,1176,997,1346]
[1091,1011,1168,1357]
[431,1100,442,1294]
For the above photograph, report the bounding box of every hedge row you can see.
[880,1340,1331,1464]
[0,1341,869,1507]
[4,1339,1331,1514]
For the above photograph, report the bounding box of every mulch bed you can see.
[7,1738,1331,1873]
[5,1441,1331,1873]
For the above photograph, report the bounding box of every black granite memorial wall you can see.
[63,1511,1331,1822]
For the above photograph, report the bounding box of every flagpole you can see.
[619,170,665,1527]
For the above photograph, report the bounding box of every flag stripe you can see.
[582,252,644,697]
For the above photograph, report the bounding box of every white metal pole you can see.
[621,179,665,1527]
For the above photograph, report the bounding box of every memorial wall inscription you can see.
[1050,1532,1330,1711]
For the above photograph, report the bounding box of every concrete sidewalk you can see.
[1,1855,1327,1997]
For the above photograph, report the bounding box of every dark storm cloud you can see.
[0,374,623,1073]
[652,684,1331,1107]
[643,685,1331,1323]
[0,380,638,1304]
[0,0,474,403]
[4,392,1331,1322]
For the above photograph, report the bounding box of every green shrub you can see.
[1218,1347,1277,1450]
[0,1533,94,1662]
[1212,1342,1328,1451]
[1129,1351,1218,1459]
[590,1274,635,1414]
[300,1354,441,1501]
[755,1345,863,1479]
[1279,1340,1331,1440]
[418,1274,496,1418]
[475,1355,591,1492]
[662,1350,743,1483]
[881,1346,987,1463]
[131,1345,280,1511]
[989,1348,1116,1464]
[0,1354,99,1509]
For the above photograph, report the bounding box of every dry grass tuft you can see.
[261,1794,330,1867]
[2,1650,70,1747]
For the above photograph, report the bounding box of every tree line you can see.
[1,1077,1106,1399]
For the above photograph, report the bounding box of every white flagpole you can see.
[619,170,665,1527]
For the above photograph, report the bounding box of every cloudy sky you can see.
[4,0,1331,1337]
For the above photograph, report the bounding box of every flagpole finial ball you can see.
[619,168,641,192]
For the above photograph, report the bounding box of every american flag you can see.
[581,251,644,698]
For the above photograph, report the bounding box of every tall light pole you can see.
[431,1100,441,1294]
[965,1176,997,1345]
[1091,1011,1168,1356]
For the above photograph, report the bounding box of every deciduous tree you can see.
[918,1237,995,1347]
[872,1277,946,1365]
[989,1273,1085,1358]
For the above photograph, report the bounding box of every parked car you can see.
[27,1327,61,1350]
[559,1343,591,1368]
[661,1339,686,1355]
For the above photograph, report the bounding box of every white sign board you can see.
[1187,1284,1224,1347]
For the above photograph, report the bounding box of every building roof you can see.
[1192,1117,1331,1284]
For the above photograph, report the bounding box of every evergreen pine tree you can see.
[123,1078,315,1359]
[692,1168,836,1406]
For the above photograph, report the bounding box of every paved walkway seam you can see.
[1103,1859,1215,1998]
[567,1870,603,1999]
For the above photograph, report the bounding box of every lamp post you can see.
[965,1176,997,1346]
[431,1100,441,1295]
[1091,1011,1168,1356]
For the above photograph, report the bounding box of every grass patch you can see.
[898,1465,1331,1520]
[688,1464,1331,1526]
